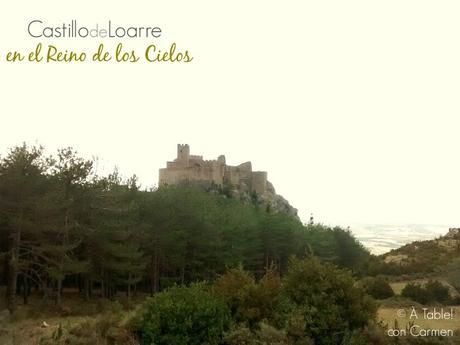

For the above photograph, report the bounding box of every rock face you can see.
[159,144,298,218]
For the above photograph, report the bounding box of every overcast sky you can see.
[1,1,460,233]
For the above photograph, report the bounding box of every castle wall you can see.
[160,164,225,186]
[224,166,240,186]
[159,168,182,185]
[252,171,268,195]
[159,145,267,195]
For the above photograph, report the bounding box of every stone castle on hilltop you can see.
[159,144,298,218]
[159,144,268,195]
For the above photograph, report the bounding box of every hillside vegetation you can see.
[0,144,459,344]
[383,230,460,274]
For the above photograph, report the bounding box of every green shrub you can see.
[402,280,451,304]
[283,256,376,345]
[451,295,460,305]
[214,265,283,327]
[402,283,428,303]
[134,283,230,345]
[425,280,450,304]
[214,265,256,318]
[361,277,395,299]
[255,322,291,344]
[223,324,257,345]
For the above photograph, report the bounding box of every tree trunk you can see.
[127,274,131,301]
[42,280,50,302]
[150,253,160,295]
[6,261,18,313]
[101,278,105,298]
[55,278,62,305]
[22,275,29,305]
[6,229,21,314]
[84,276,90,301]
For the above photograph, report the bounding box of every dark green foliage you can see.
[213,265,283,327]
[134,283,230,345]
[361,277,395,299]
[0,145,50,312]
[301,225,371,273]
[424,280,451,304]
[332,227,370,269]
[283,256,376,345]
[3,143,459,345]
[0,144,377,324]
[131,258,377,345]
[401,280,451,304]
[402,283,429,304]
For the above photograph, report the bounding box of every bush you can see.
[213,265,256,318]
[223,324,257,345]
[451,295,460,305]
[134,283,230,345]
[401,280,451,304]
[425,280,450,304]
[214,265,282,327]
[224,322,314,345]
[401,283,429,304]
[255,322,291,344]
[361,277,395,299]
[283,256,376,345]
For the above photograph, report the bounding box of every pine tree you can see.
[0,145,47,313]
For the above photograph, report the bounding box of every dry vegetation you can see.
[378,306,460,333]
[0,288,144,345]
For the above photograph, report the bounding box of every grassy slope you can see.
[0,289,144,345]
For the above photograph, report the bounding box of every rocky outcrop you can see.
[223,179,298,219]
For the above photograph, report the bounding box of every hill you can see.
[382,228,460,274]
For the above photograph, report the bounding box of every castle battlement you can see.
[159,144,267,195]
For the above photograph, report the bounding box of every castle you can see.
[159,144,298,218]
[159,144,268,195]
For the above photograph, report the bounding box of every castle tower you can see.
[252,171,267,195]
[177,144,190,166]
[217,155,226,165]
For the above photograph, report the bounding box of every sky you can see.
[1,1,460,247]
